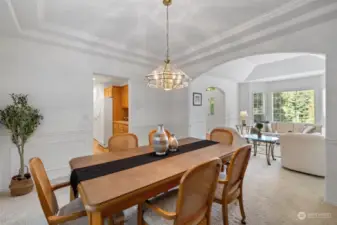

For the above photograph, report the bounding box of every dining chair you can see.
[29,157,125,225]
[148,129,172,146]
[213,145,251,225]
[210,128,234,145]
[138,157,222,225]
[210,128,234,172]
[108,133,139,151]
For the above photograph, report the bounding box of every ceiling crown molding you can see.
[6,0,159,67]
[174,0,318,62]
[35,0,159,61]
[179,0,337,67]
[4,0,336,73]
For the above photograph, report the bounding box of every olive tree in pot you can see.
[0,94,43,196]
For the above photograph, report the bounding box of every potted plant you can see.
[0,94,43,196]
[255,123,263,138]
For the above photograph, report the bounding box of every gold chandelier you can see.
[146,0,191,91]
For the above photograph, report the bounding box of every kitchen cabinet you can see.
[113,121,128,135]
[105,84,129,136]
[121,85,128,108]
[104,87,113,97]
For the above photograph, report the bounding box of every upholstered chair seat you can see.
[139,158,222,225]
[58,198,124,225]
[212,145,251,225]
[29,157,126,225]
[214,182,241,205]
[143,190,178,225]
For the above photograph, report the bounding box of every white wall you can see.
[239,75,324,124]
[0,37,187,190]
[188,75,239,139]
[325,50,337,206]
[93,83,105,144]
[128,79,179,145]
[169,88,189,139]
[0,38,94,191]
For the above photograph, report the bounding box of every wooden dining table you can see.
[69,137,240,225]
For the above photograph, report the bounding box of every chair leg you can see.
[222,204,229,225]
[114,214,125,225]
[238,195,246,224]
[107,216,113,225]
[137,204,143,225]
[69,187,75,201]
[115,220,124,225]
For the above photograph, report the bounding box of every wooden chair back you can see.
[175,158,222,225]
[108,133,139,151]
[148,129,171,146]
[224,145,251,195]
[29,157,59,219]
[210,128,234,145]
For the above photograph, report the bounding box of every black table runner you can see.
[70,140,218,196]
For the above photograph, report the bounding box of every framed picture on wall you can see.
[193,92,202,106]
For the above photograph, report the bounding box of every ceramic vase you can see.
[169,134,179,152]
[153,124,169,155]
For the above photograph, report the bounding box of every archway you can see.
[205,87,226,132]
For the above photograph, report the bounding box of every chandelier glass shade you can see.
[146,0,191,91]
[146,60,190,91]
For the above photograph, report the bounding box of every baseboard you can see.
[324,198,337,206]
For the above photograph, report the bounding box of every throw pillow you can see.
[302,125,316,134]
[265,123,272,132]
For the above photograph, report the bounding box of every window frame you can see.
[272,89,315,123]
[252,92,265,122]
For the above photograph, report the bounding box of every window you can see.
[272,90,315,123]
[209,97,215,115]
[253,93,265,122]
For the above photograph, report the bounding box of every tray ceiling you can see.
[1,0,336,77]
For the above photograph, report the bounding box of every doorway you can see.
[93,74,128,148]
[205,87,226,132]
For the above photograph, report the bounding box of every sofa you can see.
[262,122,322,134]
[280,133,325,176]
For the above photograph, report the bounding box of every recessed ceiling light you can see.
[92,78,96,80]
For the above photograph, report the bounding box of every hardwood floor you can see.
[93,139,109,154]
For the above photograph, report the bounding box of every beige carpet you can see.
[0,155,336,225]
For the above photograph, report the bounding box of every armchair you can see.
[280,133,325,176]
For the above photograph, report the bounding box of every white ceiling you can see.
[0,0,336,78]
[246,54,325,82]
[15,0,291,58]
[206,53,325,82]
[244,53,306,65]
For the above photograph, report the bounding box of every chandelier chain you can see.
[145,0,191,91]
[166,5,170,62]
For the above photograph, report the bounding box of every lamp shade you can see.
[240,111,248,117]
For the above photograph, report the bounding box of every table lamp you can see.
[240,111,248,126]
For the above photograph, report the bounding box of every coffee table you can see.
[244,134,279,165]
